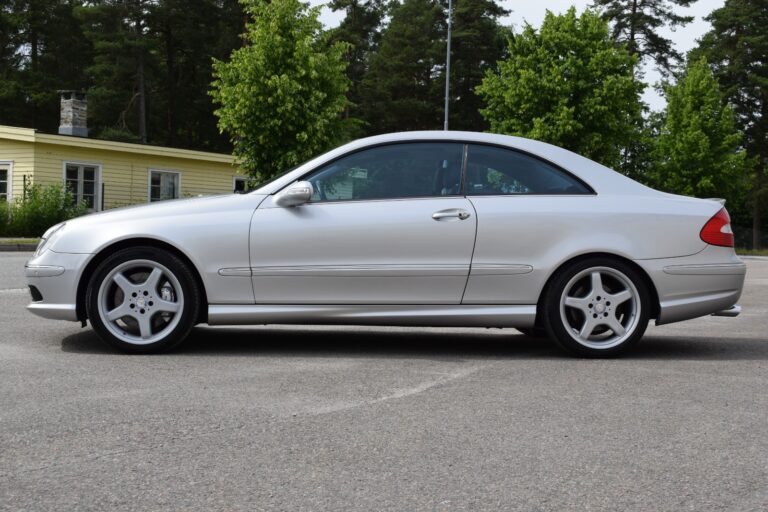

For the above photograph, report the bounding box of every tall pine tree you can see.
[695,0,768,249]
[360,0,445,134]
[444,0,509,131]
[591,0,697,74]
[328,0,386,133]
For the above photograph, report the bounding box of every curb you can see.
[0,244,37,252]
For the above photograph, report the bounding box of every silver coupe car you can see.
[25,131,746,356]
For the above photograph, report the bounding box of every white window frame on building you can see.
[148,169,181,203]
[233,176,250,194]
[62,161,101,211]
[0,161,12,202]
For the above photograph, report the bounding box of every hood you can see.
[65,194,264,227]
[50,193,268,254]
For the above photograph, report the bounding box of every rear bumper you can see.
[635,247,746,326]
[712,304,741,317]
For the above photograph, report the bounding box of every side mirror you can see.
[275,181,314,207]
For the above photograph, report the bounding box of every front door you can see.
[249,142,476,304]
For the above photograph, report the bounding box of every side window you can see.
[0,164,8,201]
[466,145,591,195]
[149,170,180,202]
[64,163,100,209]
[233,176,249,194]
[305,142,464,202]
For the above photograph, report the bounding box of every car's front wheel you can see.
[85,247,200,353]
[542,258,650,357]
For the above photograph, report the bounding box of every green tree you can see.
[328,0,387,131]
[695,0,768,248]
[477,8,643,169]
[210,0,350,181]
[591,0,696,74]
[445,0,509,131]
[77,0,158,143]
[360,0,445,134]
[0,0,91,131]
[150,0,244,151]
[649,58,748,207]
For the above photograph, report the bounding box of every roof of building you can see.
[0,125,234,164]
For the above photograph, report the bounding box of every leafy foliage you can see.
[695,0,768,248]
[649,58,749,206]
[477,8,643,169]
[210,0,350,181]
[0,183,88,237]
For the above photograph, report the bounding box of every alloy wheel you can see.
[558,266,641,350]
[96,259,184,345]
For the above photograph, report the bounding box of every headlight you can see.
[35,223,66,256]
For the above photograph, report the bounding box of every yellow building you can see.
[0,125,244,211]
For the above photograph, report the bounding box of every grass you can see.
[736,248,768,257]
[0,238,40,245]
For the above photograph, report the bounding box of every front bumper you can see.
[25,251,91,322]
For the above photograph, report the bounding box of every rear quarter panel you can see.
[462,194,720,305]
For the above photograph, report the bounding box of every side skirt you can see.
[207,304,537,328]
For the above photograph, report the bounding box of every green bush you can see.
[1,183,89,237]
[0,200,9,236]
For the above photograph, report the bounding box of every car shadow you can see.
[60,325,768,361]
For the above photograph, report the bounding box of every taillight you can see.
[700,207,734,247]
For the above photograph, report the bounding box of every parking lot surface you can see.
[1,252,767,511]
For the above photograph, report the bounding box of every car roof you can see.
[252,131,656,196]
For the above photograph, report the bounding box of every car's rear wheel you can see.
[542,258,650,357]
[85,247,200,353]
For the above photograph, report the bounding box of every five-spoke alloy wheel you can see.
[86,247,200,353]
[543,258,650,357]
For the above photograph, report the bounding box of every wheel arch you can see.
[535,252,661,323]
[76,237,208,324]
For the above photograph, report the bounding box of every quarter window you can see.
[0,164,8,201]
[305,143,464,202]
[465,145,591,195]
[149,170,180,202]
[65,163,99,209]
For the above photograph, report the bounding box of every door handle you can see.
[432,208,471,221]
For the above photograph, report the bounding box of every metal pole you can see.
[443,0,452,131]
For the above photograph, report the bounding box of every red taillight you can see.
[700,207,734,247]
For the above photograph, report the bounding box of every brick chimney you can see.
[58,90,88,137]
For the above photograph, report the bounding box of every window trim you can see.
[276,140,596,203]
[0,160,12,202]
[61,161,103,211]
[148,169,182,203]
[294,141,468,205]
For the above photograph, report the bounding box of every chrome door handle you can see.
[432,209,471,221]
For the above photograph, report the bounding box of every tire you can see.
[541,257,650,358]
[517,327,548,338]
[85,247,201,353]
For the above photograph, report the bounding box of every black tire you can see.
[85,247,201,353]
[516,327,549,338]
[541,257,651,358]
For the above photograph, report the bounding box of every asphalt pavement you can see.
[1,252,767,511]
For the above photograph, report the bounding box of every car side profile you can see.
[25,131,746,356]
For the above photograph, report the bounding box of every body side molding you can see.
[207,304,537,328]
